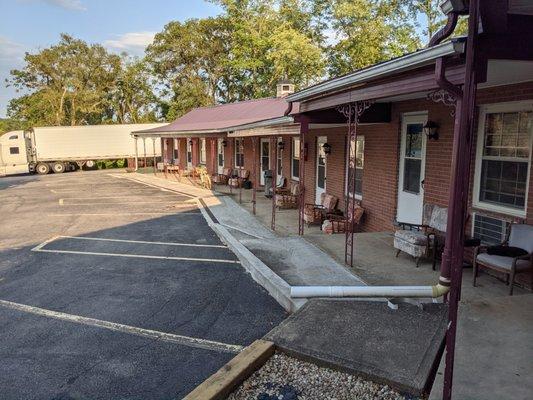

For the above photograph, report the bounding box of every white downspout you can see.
[291,281,450,299]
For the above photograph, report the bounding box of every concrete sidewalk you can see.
[120,173,363,311]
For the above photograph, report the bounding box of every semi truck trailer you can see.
[0,123,165,176]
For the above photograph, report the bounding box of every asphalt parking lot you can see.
[0,170,286,399]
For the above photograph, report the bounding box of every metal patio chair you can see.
[275,181,299,209]
[304,193,339,226]
[473,223,533,295]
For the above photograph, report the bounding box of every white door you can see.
[316,136,327,203]
[397,114,427,224]
[260,138,270,185]
[217,138,225,174]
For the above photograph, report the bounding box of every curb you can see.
[197,198,305,313]
[183,340,275,400]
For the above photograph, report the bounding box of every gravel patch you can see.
[227,352,414,400]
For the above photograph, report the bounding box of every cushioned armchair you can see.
[275,181,299,209]
[228,169,250,188]
[303,193,339,226]
[393,204,448,267]
[213,167,232,185]
[473,223,533,295]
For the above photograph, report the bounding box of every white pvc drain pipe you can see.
[290,283,450,299]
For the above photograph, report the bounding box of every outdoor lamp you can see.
[188,138,193,145]
[222,139,228,147]
[439,0,467,14]
[278,140,285,151]
[322,142,332,155]
[424,121,439,140]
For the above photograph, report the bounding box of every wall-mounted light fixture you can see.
[322,142,332,155]
[188,138,194,145]
[222,139,228,147]
[278,140,285,151]
[423,121,439,140]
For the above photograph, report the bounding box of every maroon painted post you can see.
[440,1,479,399]
[251,136,257,215]
[229,138,234,194]
[298,117,308,236]
[271,136,278,231]
[238,139,243,204]
[152,138,157,174]
[210,138,216,176]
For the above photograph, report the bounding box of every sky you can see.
[0,0,222,117]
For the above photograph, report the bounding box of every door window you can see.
[402,123,424,193]
[261,140,270,172]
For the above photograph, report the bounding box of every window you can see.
[173,139,179,160]
[199,138,207,164]
[187,140,192,165]
[472,214,510,245]
[347,136,365,198]
[10,147,19,155]
[403,123,424,194]
[235,138,244,168]
[9,135,18,140]
[474,103,532,216]
[291,137,300,180]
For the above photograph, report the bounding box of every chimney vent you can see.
[276,79,295,98]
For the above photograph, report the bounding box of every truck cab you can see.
[0,131,30,175]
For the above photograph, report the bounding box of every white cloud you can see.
[17,0,86,11]
[104,31,156,55]
[104,31,156,56]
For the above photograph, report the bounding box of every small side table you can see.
[433,236,481,270]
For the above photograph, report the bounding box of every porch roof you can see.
[226,116,300,138]
[285,38,466,104]
[132,97,297,138]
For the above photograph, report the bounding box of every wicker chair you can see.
[275,181,299,209]
[304,193,339,226]
[473,223,533,295]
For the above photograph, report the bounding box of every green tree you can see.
[109,58,158,123]
[326,0,420,75]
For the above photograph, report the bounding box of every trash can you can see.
[264,170,273,198]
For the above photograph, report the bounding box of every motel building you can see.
[132,1,532,295]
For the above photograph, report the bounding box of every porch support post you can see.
[134,136,139,171]
[345,103,358,267]
[238,139,243,204]
[142,138,147,169]
[229,138,234,194]
[211,137,216,175]
[298,117,309,236]
[438,1,479,399]
[337,101,372,267]
[251,136,257,215]
[271,136,278,230]
[152,138,157,174]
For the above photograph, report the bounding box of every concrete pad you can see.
[242,236,363,286]
[266,299,448,397]
[430,294,533,400]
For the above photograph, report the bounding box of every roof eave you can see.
[226,116,296,132]
[286,39,466,103]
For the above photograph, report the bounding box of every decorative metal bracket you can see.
[427,89,457,116]
[336,100,374,122]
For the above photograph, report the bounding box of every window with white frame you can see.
[347,136,365,198]
[291,137,300,180]
[199,138,207,164]
[235,138,244,168]
[474,103,532,215]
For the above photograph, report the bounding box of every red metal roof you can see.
[134,97,298,135]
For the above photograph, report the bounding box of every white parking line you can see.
[58,200,195,206]
[56,235,227,249]
[47,212,198,216]
[32,248,240,264]
[31,236,238,264]
[0,299,243,354]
